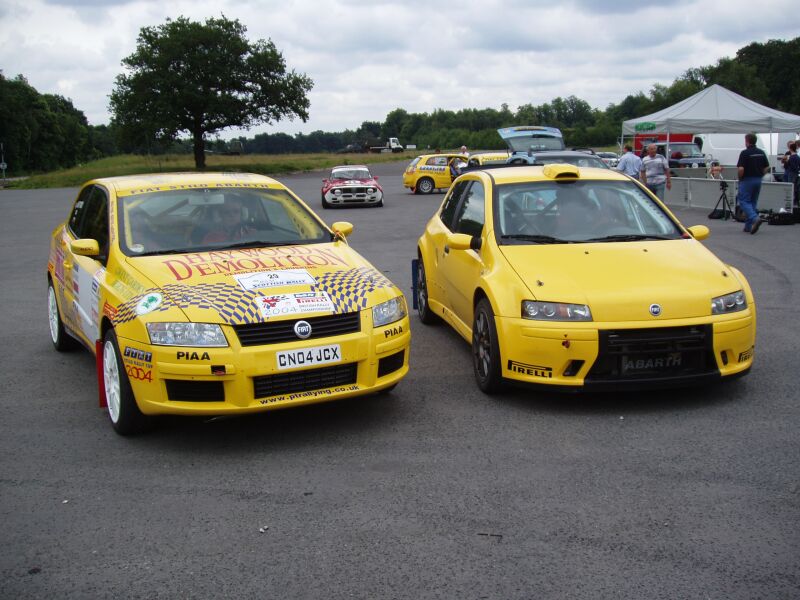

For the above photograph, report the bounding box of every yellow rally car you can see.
[47,173,410,434]
[403,153,467,194]
[415,164,755,392]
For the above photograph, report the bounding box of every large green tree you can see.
[110,15,313,169]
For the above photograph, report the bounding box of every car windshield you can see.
[331,168,371,180]
[118,187,331,256]
[506,135,565,153]
[534,155,609,169]
[665,143,704,158]
[496,179,683,243]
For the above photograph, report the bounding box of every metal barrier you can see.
[663,177,793,212]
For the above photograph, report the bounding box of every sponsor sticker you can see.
[276,344,341,370]
[259,384,359,405]
[507,360,553,378]
[621,353,682,373]
[738,347,754,363]
[235,269,315,291]
[257,292,334,318]
[136,292,163,315]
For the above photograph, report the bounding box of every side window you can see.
[68,186,95,237]
[80,187,109,253]
[439,181,469,230]
[427,156,447,167]
[453,181,485,238]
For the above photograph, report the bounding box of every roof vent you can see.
[542,164,580,180]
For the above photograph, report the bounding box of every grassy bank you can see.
[8,151,421,189]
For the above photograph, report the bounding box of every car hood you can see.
[499,240,738,322]
[122,243,399,325]
[326,178,379,187]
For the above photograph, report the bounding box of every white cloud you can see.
[0,0,792,139]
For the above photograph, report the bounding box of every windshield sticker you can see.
[258,292,334,318]
[235,269,315,291]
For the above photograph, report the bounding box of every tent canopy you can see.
[622,84,800,135]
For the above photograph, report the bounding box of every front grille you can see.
[232,312,360,346]
[253,363,358,399]
[166,380,225,402]
[378,350,405,377]
[586,325,715,381]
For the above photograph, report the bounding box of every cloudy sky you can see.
[0,0,794,138]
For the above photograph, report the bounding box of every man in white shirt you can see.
[640,144,671,199]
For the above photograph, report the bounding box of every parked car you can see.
[596,152,619,168]
[47,172,409,434]
[321,165,383,208]
[415,164,754,393]
[403,153,467,194]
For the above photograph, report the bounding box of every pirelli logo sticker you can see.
[738,347,754,363]
[507,360,552,378]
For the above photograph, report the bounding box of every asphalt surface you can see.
[1,162,798,599]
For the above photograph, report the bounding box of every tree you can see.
[110,15,313,169]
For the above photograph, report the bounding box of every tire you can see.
[48,280,77,351]
[103,329,150,435]
[472,298,503,393]
[376,198,384,208]
[321,193,330,209]
[417,177,434,195]
[416,255,439,325]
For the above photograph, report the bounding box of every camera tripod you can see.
[712,181,734,220]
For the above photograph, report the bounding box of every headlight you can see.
[334,189,342,195]
[146,322,228,347]
[367,187,375,193]
[711,290,746,315]
[372,296,407,327]
[522,301,592,321]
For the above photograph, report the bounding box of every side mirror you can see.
[71,238,101,257]
[446,233,481,251]
[373,175,379,180]
[686,225,710,241]
[322,179,328,183]
[331,221,354,238]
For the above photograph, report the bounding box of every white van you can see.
[694,133,798,174]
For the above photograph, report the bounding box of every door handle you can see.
[443,245,450,255]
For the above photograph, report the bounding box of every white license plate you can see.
[276,344,342,371]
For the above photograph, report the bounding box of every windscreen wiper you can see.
[500,234,572,244]
[583,234,677,242]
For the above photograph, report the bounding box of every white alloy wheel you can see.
[104,340,122,424]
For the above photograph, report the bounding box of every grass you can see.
[8,151,422,189]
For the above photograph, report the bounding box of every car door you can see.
[58,185,96,336]
[426,180,469,310]
[67,185,110,345]
[440,180,486,329]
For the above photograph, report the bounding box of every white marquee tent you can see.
[622,84,800,136]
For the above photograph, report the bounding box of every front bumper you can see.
[324,187,383,206]
[494,311,755,392]
[119,313,410,415]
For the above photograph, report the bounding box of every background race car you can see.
[321,165,383,208]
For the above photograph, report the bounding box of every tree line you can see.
[1,28,797,174]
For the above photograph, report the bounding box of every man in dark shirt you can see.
[737,133,770,234]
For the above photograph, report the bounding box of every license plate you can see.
[276,344,341,371]
[621,352,682,374]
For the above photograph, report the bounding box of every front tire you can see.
[321,193,330,209]
[103,329,150,435]
[416,255,439,325]
[48,281,77,351]
[417,177,434,195]
[472,298,503,393]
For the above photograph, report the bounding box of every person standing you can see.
[615,144,643,178]
[736,133,770,234]
[640,143,671,200]
[783,141,799,207]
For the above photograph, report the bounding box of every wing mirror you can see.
[445,233,482,251]
[71,238,101,257]
[686,225,710,241]
[331,221,354,238]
